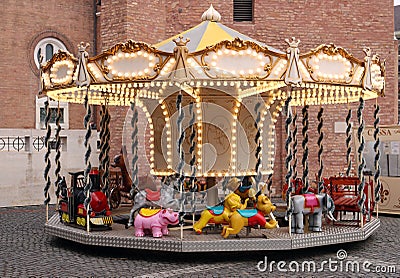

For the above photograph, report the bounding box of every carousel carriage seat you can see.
[328,176,374,224]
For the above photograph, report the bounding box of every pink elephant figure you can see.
[134,208,179,238]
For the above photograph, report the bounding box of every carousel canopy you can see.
[39,5,385,107]
[38,5,386,177]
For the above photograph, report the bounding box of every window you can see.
[39,107,65,126]
[36,97,69,129]
[233,0,253,22]
[34,37,67,68]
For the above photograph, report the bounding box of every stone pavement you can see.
[0,205,398,278]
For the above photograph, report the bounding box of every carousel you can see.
[41,6,383,252]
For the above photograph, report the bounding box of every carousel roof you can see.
[38,5,385,106]
[155,5,283,54]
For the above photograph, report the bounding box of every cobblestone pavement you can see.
[0,205,398,278]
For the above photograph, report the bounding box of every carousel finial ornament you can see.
[172,35,190,47]
[362,47,372,91]
[169,36,192,82]
[284,37,302,86]
[76,42,91,87]
[201,4,221,22]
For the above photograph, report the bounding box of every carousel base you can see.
[45,212,380,253]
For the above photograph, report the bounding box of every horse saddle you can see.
[206,205,224,216]
[237,209,258,218]
[139,208,161,217]
[145,188,161,201]
[303,194,320,212]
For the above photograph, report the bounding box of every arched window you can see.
[34,37,66,68]
[45,44,54,61]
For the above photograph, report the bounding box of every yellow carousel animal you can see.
[193,192,248,234]
[221,194,278,238]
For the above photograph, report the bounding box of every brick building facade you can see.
[0,0,397,205]
[99,1,398,191]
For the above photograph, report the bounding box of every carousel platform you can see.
[45,209,380,252]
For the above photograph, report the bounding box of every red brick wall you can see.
[0,0,94,129]
[99,1,397,191]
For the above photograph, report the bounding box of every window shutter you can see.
[233,0,253,22]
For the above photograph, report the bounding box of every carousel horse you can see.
[221,194,278,238]
[193,192,248,234]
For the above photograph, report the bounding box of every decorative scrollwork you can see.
[197,38,280,80]
[303,44,359,84]
[41,50,78,72]
[302,44,362,64]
